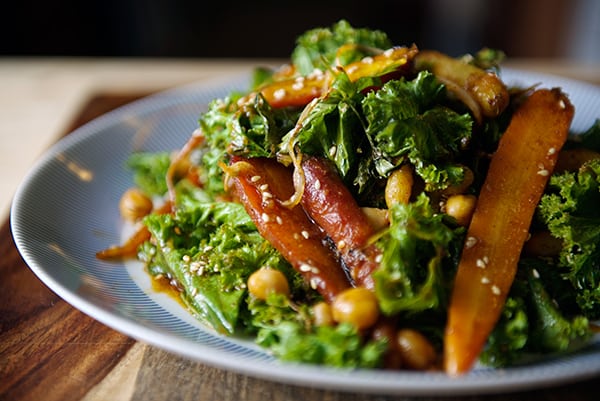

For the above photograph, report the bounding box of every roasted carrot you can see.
[300,156,382,289]
[443,88,574,375]
[226,156,351,302]
[415,50,509,122]
[247,45,418,109]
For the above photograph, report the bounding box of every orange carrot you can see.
[444,88,574,375]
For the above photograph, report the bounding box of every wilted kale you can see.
[373,194,463,316]
[140,199,296,334]
[291,19,392,75]
[252,293,386,368]
[482,262,591,367]
[126,152,171,196]
[538,158,600,318]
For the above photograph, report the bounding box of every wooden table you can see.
[1,58,599,401]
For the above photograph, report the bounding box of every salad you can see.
[98,20,600,375]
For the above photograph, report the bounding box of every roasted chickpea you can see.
[247,268,290,300]
[385,164,414,207]
[312,301,334,327]
[396,329,437,370]
[331,287,379,330]
[445,194,476,226]
[119,188,153,221]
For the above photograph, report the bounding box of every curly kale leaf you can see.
[373,194,462,315]
[539,158,600,318]
[140,201,294,334]
[126,152,171,196]
[362,72,473,191]
[291,20,392,75]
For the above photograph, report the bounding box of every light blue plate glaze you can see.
[10,70,600,396]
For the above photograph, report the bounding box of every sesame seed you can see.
[465,236,478,249]
[155,273,164,280]
[293,233,300,240]
[301,230,310,239]
[329,145,337,157]
[262,191,273,199]
[299,264,312,272]
[476,259,487,269]
[250,175,261,182]
[384,48,395,57]
[310,277,321,289]
[491,285,501,295]
[362,56,374,64]
[558,99,566,109]
[532,268,540,278]
[191,287,198,297]
[314,179,321,190]
[204,246,213,252]
[481,277,490,284]
[273,88,286,100]
[547,147,556,156]
[259,184,269,191]
[276,216,283,225]
[537,169,549,176]
[337,240,346,250]
[375,254,383,263]
[182,255,191,263]
[262,213,270,223]
[346,65,359,74]
[292,81,304,91]
[311,266,320,274]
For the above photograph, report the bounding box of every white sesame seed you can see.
[299,264,312,272]
[259,183,269,191]
[384,48,395,57]
[293,233,301,240]
[301,230,310,239]
[204,246,213,252]
[547,147,556,156]
[558,99,566,109]
[311,267,320,274]
[465,236,478,249]
[314,179,321,190]
[481,276,490,284]
[375,254,383,263]
[182,255,191,263]
[491,285,501,295]
[262,191,273,199]
[310,277,321,290]
[483,256,489,264]
[532,268,540,278]
[292,81,304,91]
[250,175,261,182]
[337,240,346,250]
[537,169,549,176]
[362,56,374,64]
[273,88,286,100]
[476,259,487,269]
[329,145,337,157]
[155,274,164,280]
[276,216,283,225]
[262,213,270,223]
[191,287,198,297]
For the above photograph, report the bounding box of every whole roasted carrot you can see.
[444,88,574,375]
[300,156,382,289]
[226,156,351,302]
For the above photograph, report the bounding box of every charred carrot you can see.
[444,88,574,375]
[248,46,418,109]
[226,156,351,302]
[300,156,382,289]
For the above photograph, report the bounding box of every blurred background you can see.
[1,0,598,61]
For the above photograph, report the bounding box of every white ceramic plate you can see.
[11,69,600,396]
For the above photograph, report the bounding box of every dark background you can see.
[1,0,597,61]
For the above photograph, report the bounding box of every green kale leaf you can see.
[126,152,171,196]
[291,20,392,76]
[539,158,600,318]
[373,193,462,315]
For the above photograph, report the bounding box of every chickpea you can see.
[331,287,379,330]
[445,194,476,226]
[361,207,389,232]
[247,268,290,300]
[119,188,153,221]
[395,329,437,370]
[312,301,334,327]
[385,164,414,207]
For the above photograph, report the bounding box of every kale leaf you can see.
[291,20,392,75]
[126,152,171,196]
